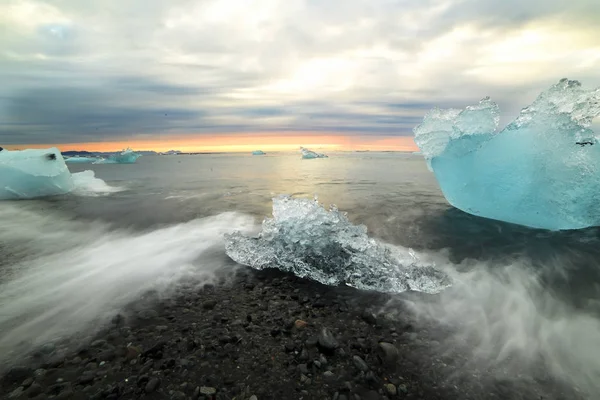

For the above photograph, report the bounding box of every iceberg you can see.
[414,79,600,230]
[225,195,450,294]
[301,147,328,159]
[252,150,266,155]
[65,156,97,164]
[0,148,74,200]
[94,148,141,164]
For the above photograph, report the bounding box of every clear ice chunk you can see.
[414,79,600,230]
[225,195,450,294]
[0,148,74,200]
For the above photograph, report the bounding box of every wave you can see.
[0,206,255,365]
[71,170,124,196]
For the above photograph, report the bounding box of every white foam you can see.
[71,170,124,196]
[0,208,256,361]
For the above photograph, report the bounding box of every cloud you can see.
[1,0,599,145]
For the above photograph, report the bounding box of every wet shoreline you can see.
[0,267,584,400]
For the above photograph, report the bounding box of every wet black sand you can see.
[0,268,585,400]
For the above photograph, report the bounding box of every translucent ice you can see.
[65,156,97,164]
[225,195,450,294]
[301,147,328,159]
[94,148,140,164]
[414,79,600,230]
[0,148,74,200]
[252,150,266,155]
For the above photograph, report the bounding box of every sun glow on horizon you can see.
[5,134,418,153]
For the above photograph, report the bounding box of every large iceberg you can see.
[0,148,74,200]
[414,79,600,231]
[94,148,140,164]
[225,195,450,294]
[301,147,328,159]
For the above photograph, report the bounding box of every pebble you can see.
[317,328,339,353]
[91,339,107,348]
[249,396,258,400]
[353,355,369,372]
[25,383,43,397]
[171,391,186,399]
[4,366,33,383]
[145,378,160,393]
[384,383,397,396]
[21,377,33,387]
[138,309,158,320]
[8,387,23,399]
[200,386,217,395]
[377,342,399,366]
[294,319,308,329]
[323,371,335,379]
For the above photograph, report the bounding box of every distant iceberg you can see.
[65,156,97,164]
[0,148,75,200]
[226,195,450,294]
[301,147,328,159]
[94,148,141,164]
[252,150,266,155]
[414,78,600,230]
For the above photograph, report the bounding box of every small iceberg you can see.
[252,150,266,155]
[0,147,75,200]
[65,156,97,164]
[94,148,141,164]
[301,147,328,159]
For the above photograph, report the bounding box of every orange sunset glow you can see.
[6,134,418,153]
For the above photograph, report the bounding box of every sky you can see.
[1,0,599,152]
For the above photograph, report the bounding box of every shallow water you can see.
[1,152,599,397]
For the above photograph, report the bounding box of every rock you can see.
[156,325,168,332]
[138,309,158,320]
[294,319,308,329]
[55,389,74,399]
[3,366,33,383]
[200,387,217,395]
[317,328,339,353]
[125,346,141,360]
[171,391,186,400]
[145,378,160,393]
[353,355,369,372]
[362,311,378,325]
[249,396,258,400]
[41,343,56,354]
[79,371,95,384]
[384,383,397,396]
[25,383,43,397]
[8,387,23,399]
[323,371,335,380]
[297,364,309,375]
[91,339,107,348]
[202,300,218,310]
[192,386,200,399]
[22,377,33,388]
[377,342,399,366]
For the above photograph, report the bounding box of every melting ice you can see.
[225,195,450,294]
[301,147,328,159]
[0,148,120,200]
[414,79,600,230]
[0,148,74,200]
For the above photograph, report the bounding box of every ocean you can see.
[1,152,599,398]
